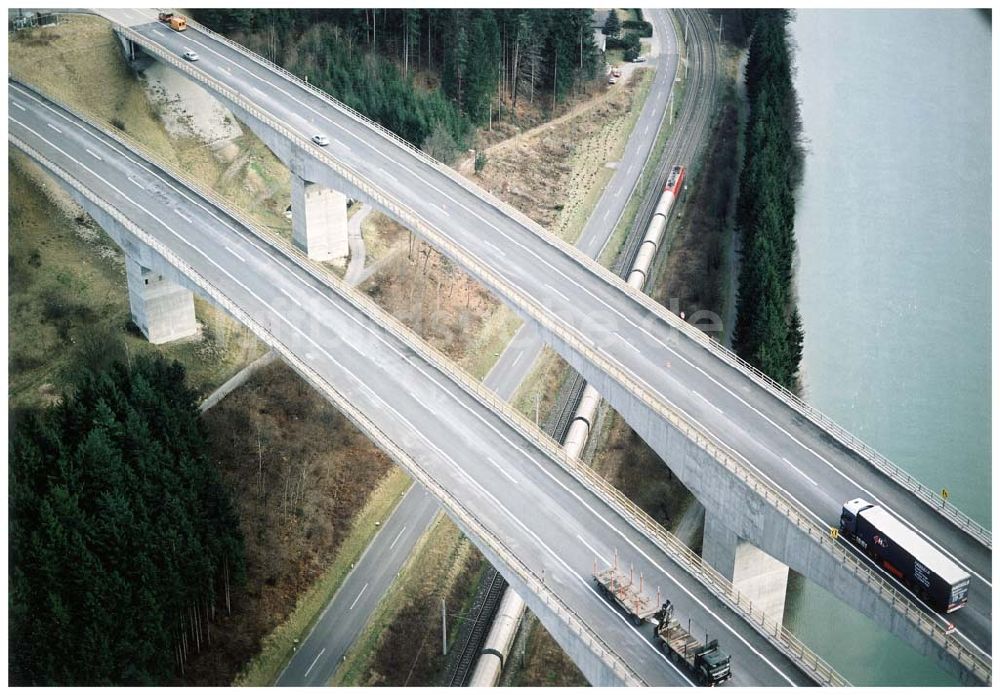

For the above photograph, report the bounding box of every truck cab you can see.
[839,497,873,537]
[694,641,732,685]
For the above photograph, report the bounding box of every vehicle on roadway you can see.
[632,55,647,63]
[182,50,199,62]
[594,554,732,686]
[157,11,187,31]
[312,134,330,147]
[839,498,971,613]
[593,555,662,625]
[653,601,733,686]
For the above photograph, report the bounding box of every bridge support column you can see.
[291,175,349,263]
[703,512,789,624]
[125,252,198,344]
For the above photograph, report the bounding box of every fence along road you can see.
[9,79,844,686]
[101,10,993,678]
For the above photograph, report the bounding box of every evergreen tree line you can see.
[10,356,245,685]
[732,10,805,388]
[191,10,601,159]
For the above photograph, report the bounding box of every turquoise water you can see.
[786,9,990,686]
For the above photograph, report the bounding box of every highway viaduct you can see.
[10,79,845,687]
[93,8,992,685]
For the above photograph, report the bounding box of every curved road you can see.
[10,79,822,687]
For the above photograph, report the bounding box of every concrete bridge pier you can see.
[124,251,198,344]
[115,32,141,64]
[702,512,789,623]
[290,174,349,263]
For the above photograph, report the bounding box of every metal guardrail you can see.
[8,130,648,689]
[182,12,992,549]
[69,24,996,681]
[9,81,857,686]
[168,13,989,551]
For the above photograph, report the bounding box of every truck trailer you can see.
[839,498,970,613]
[654,601,732,686]
[592,558,661,625]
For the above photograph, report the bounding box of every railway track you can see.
[446,567,508,686]
[615,9,720,278]
[447,11,722,687]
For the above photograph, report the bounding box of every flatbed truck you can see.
[594,554,733,686]
[654,601,732,686]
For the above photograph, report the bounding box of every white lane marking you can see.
[614,332,640,353]
[128,176,145,190]
[483,240,506,257]
[175,209,192,223]
[438,204,451,217]
[349,582,369,610]
[486,457,518,485]
[152,28,165,36]
[543,283,570,303]
[389,525,407,550]
[15,116,692,676]
[225,245,245,262]
[11,100,26,111]
[12,111,802,683]
[510,352,522,369]
[660,341,990,586]
[19,81,980,652]
[168,32,921,581]
[26,51,966,647]
[694,390,722,414]
[85,148,102,161]
[783,458,818,487]
[577,534,610,566]
[279,286,302,307]
[46,122,62,134]
[303,647,325,678]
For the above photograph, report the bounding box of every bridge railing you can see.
[11,80,857,687]
[26,32,992,681]
[175,11,991,549]
[8,130,649,689]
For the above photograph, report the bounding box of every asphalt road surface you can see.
[106,10,991,661]
[278,8,682,685]
[10,80,821,687]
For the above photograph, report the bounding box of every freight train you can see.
[627,165,686,289]
[839,498,971,613]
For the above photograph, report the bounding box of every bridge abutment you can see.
[291,175,349,263]
[125,251,198,344]
[703,511,789,623]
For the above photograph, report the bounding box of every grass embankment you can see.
[7,15,309,407]
[9,16,292,236]
[331,515,485,686]
[8,159,263,409]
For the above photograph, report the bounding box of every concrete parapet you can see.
[125,252,198,344]
[291,175,349,263]
[703,512,789,624]
[529,319,983,685]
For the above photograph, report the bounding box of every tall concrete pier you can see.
[291,176,349,262]
[124,252,198,344]
[703,512,790,623]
